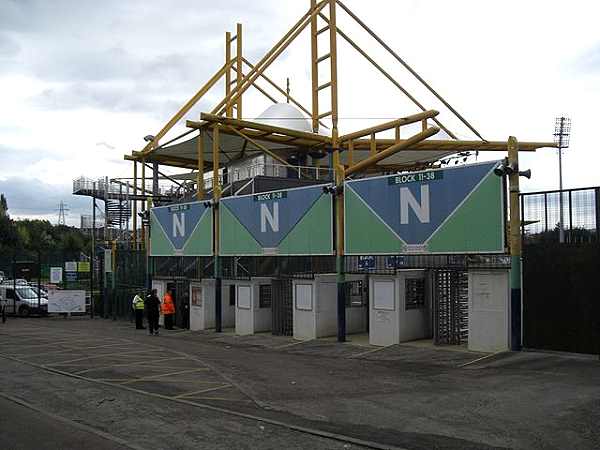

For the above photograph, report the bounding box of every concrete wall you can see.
[369,276,399,346]
[468,270,510,353]
[235,278,272,335]
[293,281,316,340]
[369,271,431,346]
[235,283,254,335]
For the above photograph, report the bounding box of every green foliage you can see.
[0,193,91,259]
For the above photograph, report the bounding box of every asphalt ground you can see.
[0,317,599,449]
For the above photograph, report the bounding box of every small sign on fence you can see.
[48,290,86,313]
[50,267,63,284]
[65,261,77,272]
[77,262,90,272]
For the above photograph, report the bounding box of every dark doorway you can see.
[272,278,293,336]
[166,280,190,330]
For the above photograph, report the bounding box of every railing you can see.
[227,162,334,183]
[520,186,600,243]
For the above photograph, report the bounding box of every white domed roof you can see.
[254,103,314,134]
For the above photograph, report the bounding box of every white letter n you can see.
[261,203,279,233]
[400,185,430,224]
[173,213,185,237]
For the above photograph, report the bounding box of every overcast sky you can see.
[1,0,598,226]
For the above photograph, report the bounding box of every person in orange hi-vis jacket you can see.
[162,289,175,330]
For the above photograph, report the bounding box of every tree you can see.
[0,193,8,217]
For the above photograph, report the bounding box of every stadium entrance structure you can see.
[125,0,556,352]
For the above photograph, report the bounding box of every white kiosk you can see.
[369,270,431,347]
[189,279,236,331]
[293,274,368,340]
[467,270,510,353]
[235,277,272,336]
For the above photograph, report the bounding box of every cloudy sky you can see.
[1,0,598,226]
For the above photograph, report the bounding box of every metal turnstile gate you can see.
[433,270,468,345]
[271,279,293,336]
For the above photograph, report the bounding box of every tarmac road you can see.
[1,317,599,450]
[0,396,128,450]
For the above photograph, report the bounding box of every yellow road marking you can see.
[273,339,313,349]
[348,345,392,359]
[74,356,188,374]
[19,342,137,358]
[46,349,158,366]
[174,384,231,399]
[122,368,210,385]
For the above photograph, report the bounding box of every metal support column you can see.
[212,125,222,333]
[91,196,96,318]
[508,136,522,351]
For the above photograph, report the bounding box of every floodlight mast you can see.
[554,116,571,243]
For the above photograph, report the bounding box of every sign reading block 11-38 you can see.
[219,185,333,256]
[344,161,505,255]
[150,201,213,256]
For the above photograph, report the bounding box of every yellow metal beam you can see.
[226,126,301,177]
[338,110,439,142]
[214,0,329,116]
[196,130,204,200]
[345,126,440,176]
[196,113,331,144]
[138,61,231,156]
[336,0,483,140]
[236,23,243,119]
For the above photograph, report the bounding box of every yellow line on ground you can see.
[74,356,188,375]
[46,349,158,366]
[348,345,393,359]
[458,351,504,368]
[174,384,231,399]
[272,339,313,349]
[19,342,138,358]
[122,368,210,385]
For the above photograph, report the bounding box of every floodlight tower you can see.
[553,116,571,243]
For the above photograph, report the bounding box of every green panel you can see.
[278,194,332,255]
[183,209,213,256]
[219,203,263,256]
[150,212,175,256]
[344,186,404,255]
[426,173,504,253]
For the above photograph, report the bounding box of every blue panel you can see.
[152,201,209,250]
[346,161,499,245]
[220,185,326,248]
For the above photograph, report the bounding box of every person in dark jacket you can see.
[145,289,161,335]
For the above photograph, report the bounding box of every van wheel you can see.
[18,305,30,318]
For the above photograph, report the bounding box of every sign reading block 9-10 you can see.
[150,201,213,256]
[344,161,505,255]
[219,185,333,256]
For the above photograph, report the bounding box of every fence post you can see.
[508,137,522,351]
[595,188,600,243]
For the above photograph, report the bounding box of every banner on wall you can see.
[344,161,505,255]
[150,201,213,257]
[219,184,333,256]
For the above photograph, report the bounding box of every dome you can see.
[254,103,314,134]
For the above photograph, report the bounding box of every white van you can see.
[0,284,48,317]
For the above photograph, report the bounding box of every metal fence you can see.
[521,186,600,243]
[0,251,101,315]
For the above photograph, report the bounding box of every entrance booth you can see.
[369,270,432,347]
[292,274,368,340]
[189,279,236,331]
[235,277,272,336]
[468,270,510,352]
